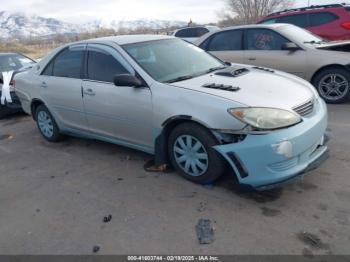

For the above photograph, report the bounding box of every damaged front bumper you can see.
[214,99,329,191]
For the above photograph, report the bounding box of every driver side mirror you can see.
[282,42,301,52]
[113,74,143,87]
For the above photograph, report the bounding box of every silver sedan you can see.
[14,35,328,190]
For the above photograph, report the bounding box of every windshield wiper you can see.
[165,74,197,83]
[204,66,227,74]
[165,66,227,83]
[303,40,328,44]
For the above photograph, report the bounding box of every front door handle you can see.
[248,57,256,61]
[40,82,48,88]
[83,88,95,96]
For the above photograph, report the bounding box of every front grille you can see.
[293,100,314,117]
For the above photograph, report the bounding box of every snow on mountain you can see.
[0,11,187,39]
[0,11,82,39]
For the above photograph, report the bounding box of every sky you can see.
[0,0,348,24]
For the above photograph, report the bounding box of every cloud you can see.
[2,0,349,24]
[1,0,225,23]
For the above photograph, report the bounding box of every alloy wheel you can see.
[318,73,349,102]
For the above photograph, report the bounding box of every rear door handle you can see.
[40,82,48,88]
[83,88,95,96]
[248,57,256,61]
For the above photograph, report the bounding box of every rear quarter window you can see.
[175,28,209,38]
[261,19,278,24]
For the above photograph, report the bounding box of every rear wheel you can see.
[35,105,63,142]
[313,67,350,104]
[168,122,225,185]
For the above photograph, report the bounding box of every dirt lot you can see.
[0,104,349,255]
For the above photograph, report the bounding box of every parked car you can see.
[15,35,328,190]
[258,4,350,41]
[0,53,36,118]
[196,23,350,103]
[171,26,219,43]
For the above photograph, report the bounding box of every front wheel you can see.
[313,67,350,104]
[35,105,63,142]
[168,123,226,185]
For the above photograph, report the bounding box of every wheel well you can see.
[30,99,44,120]
[164,118,211,140]
[311,64,348,85]
[154,117,213,165]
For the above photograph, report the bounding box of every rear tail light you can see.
[341,22,350,29]
[10,80,15,89]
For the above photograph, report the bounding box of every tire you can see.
[35,104,64,142]
[312,67,350,104]
[168,122,226,185]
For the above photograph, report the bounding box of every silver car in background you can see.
[196,24,350,104]
[14,35,328,190]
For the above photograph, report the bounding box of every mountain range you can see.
[0,11,187,39]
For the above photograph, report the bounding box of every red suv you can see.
[258,4,350,41]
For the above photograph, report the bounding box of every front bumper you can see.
[214,99,329,191]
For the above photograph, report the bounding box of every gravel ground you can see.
[0,104,349,255]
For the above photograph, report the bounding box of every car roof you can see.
[174,25,219,31]
[0,52,20,56]
[218,23,289,31]
[178,25,218,29]
[80,34,174,46]
[265,4,346,18]
[194,23,293,45]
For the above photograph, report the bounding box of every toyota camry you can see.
[14,35,328,190]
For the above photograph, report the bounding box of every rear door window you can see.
[278,14,309,28]
[246,29,290,50]
[309,12,338,27]
[51,48,84,78]
[207,30,243,51]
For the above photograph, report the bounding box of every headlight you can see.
[228,107,301,130]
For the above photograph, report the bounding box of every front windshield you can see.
[0,54,35,72]
[123,38,225,83]
[279,25,328,44]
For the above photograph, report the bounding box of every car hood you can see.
[315,40,350,53]
[169,66,315,110]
